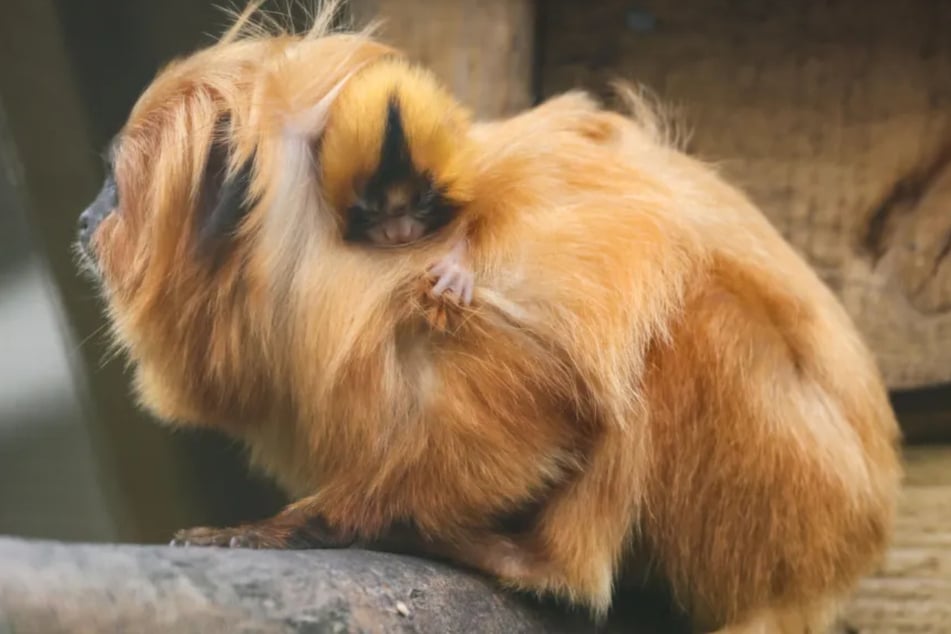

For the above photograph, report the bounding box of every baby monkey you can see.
[323,59,477,306]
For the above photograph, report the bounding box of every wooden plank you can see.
[841,446,951,632]
[540,0,951,390]
[348,0,537,118]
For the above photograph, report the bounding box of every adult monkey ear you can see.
[194,114,257,270]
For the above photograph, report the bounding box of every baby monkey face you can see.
[357,181,432,246]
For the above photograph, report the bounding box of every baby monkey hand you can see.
[428,238,474,305]
[423,238,474,331]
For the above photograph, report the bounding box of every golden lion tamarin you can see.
[76,2,902,631]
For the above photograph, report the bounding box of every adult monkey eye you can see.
[104,174,118,211]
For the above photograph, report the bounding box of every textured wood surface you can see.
[540,0,951,390]
[0,538,680,634]
[841,446,951,632]
[348,0,536,118]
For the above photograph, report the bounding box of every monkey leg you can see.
[500,429,641,620]
[168,498,497,559]
[390,429,644,622]
[169,453,636,623]
[634,264,899,632]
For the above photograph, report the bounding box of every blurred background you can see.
[1,0,949,628]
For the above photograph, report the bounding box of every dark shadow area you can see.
[891,383,951,445]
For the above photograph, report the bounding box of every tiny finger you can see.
[462,278,474,305]
[432,271,456,296]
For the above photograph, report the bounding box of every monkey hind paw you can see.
[170,525,293,550]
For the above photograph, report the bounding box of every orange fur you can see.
[80,3,902,631]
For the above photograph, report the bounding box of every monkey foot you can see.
[170,525,292,549]
[170,513,356,550]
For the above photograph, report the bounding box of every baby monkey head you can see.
[75,7,476,431]
[320,60,476,246]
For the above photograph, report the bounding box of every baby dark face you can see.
[342,98,459,247]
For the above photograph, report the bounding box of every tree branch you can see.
[0,536,672,633]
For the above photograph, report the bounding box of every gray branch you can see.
[0,536,672,633]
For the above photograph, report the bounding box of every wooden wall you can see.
[350,0,536,118]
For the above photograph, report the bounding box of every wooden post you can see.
[348,0,537,119]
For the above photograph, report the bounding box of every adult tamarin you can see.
[76,3,902,632]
